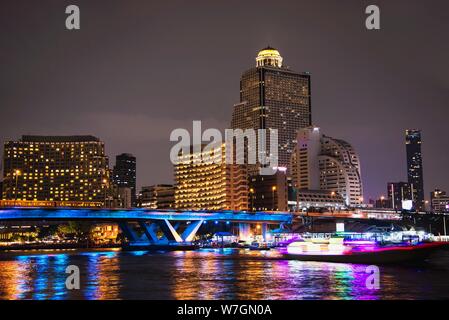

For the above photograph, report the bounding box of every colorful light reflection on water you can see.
[0,248,448,300]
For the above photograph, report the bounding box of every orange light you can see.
[272,186,277,191]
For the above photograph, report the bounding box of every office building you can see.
[290,127,363,207]
[430,189,449,213]
[140,184,175,209]
[249,169,288,211]
[374,196,392,209]
[112,153,136,206]
[406,129,424,211]
[231,47,311,174]
[2,135,109,204]
[296,189,345,211]
[387,182,414,211]
[174,143,248,211]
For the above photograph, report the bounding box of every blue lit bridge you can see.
[0,208,293,247]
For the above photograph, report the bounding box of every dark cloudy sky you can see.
[1,0,448,201]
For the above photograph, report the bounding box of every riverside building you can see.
[2,135,109,204]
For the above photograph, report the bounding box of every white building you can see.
[291,127,364,207]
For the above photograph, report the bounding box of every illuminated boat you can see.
[281,234,447,264]
[249,241,271,251]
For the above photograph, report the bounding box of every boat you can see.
[249,241,271,251]
[280,232,448,264]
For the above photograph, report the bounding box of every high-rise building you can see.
[174,143,248,211]
[105,185,132,209]
[249,169,288,212]
[387,182,414,211]
[112,153,136,206]
[231,47,311,174]
[139,184,175,209]
[405,129,424,211]
[2,135,109,203]
[290,127,363,207]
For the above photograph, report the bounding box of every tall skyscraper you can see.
[290,127,363,207]
[2,135,109,203]
[112,153,136,206]
[405,129,424,211]
[231,47,311,174]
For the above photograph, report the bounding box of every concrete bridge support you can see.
[120,219,204,246]
[181,220,203,242]
[262,223,267,242]
[119,222,148,244]
[239,223,251,241]
[138,221,160,243]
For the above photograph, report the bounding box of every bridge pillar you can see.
[239,223,251,241]
[138,221,160,243]
[261,223,267,242]
[181,220,204,242]
[119,222,148,244]
[160,222,181,242]
[157,219,183,243]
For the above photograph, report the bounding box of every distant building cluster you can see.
[371,129,427,212]
[172,47,363,212]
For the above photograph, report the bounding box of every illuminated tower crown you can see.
[256,46,283,68]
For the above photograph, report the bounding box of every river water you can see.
[0,248,448,300]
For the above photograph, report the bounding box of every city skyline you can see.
[1,1,449,201]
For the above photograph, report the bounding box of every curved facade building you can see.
[291,127,363,207]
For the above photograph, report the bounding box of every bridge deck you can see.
[0,208,292,224]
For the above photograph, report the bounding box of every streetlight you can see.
[380,195,385,208]
[272,186,277,211]
[14,170,21,205]
[103,178,108,208]
[249,188,255,212]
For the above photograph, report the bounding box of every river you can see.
[0,248,448,300]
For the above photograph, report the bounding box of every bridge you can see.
[0,208,292,246]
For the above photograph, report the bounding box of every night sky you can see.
[1,0,448,201]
